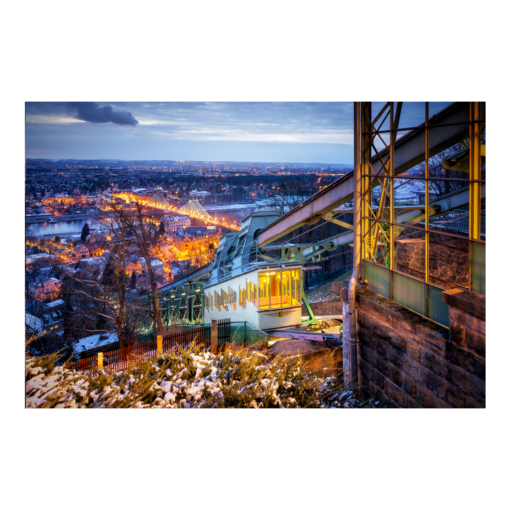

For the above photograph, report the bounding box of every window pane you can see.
[393,272,425,316]
[282,271,291,307]
[427,285,449,328]
[429,231,468,289]
[270,272,281,308]
[394,173,425,207]
[363,259,390,299]
[428,178,469,238]
[394,225,425,280]
[291,269,301,305]
[258,272,270,309]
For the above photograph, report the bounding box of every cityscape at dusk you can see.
[24,101,510,416]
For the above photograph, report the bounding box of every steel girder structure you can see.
[257,103,480,251]
[161,284,205,326]
[158,264,211,325]
[178,199,213,220]
[148,192,177,210]
[359,102,486,327]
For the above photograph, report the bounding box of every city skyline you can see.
[25,102,451,164]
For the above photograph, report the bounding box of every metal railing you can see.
[204,319,269,347]
[162,325,211,352]
[417,209,469,235]
[217,318,231,348]
[70,355,98,372]
[69,324,211,373]
[230,321,269,347]
[74,341,120,360]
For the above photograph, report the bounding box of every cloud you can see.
[65,102,139,126]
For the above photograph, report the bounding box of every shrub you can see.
[25,346,382,408]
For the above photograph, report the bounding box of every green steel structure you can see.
[157,265,211,326]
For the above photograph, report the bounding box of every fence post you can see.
[157,335,163,356]
[98,352,103,370]
[211,318,218,355]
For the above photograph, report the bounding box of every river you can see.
[26,219,94,238]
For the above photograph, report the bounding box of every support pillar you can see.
[211,318,218,355]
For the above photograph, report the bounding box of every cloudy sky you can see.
[25,102,451,164]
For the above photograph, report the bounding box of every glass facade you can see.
[258,269,301,309]
[361,102,485,328]
[207,268,302,315]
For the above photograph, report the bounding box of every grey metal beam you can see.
[257,175,354,247]
[257,102,471,248]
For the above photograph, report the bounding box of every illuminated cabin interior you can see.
[203,211,305,330]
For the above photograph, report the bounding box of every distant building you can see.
[28,277,62,301]
[190,190,211,199]
[26,313,44,336]
[127,260,143,276]
[163,215,191,231]
[74,244,90,259]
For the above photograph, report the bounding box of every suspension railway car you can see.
[159,210,309,330]
[202,210,304,331]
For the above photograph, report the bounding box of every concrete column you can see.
[211,318,218,355]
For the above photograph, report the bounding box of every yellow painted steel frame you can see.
[469,102,484,293]
[361,103,372,261]
[360,101,486,328]
[469,102,482,242]
[361,102,401,269]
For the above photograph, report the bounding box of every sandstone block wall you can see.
[301,298,343,317]
[396,228,469,288]
[341,285,485,408]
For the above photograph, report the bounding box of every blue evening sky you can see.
[25,102,451,164]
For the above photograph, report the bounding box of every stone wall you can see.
[341,284,485,408]
[301,298,343,317]
[443,289,510,409]
[396,228,469,288]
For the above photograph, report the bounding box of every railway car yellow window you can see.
[282,271,291,307]
[270,272,282,308]
[258,272,270,309]
[291,270,301,305]
[239,285,246,310]
[251,281,258,307]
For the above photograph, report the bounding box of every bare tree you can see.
[128,203,164,335]
[266,175,322,216]
[68,208,131,348]
[428,143,469,197]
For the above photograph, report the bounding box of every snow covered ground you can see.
[25,347,381,408]
[74,332,118,354]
